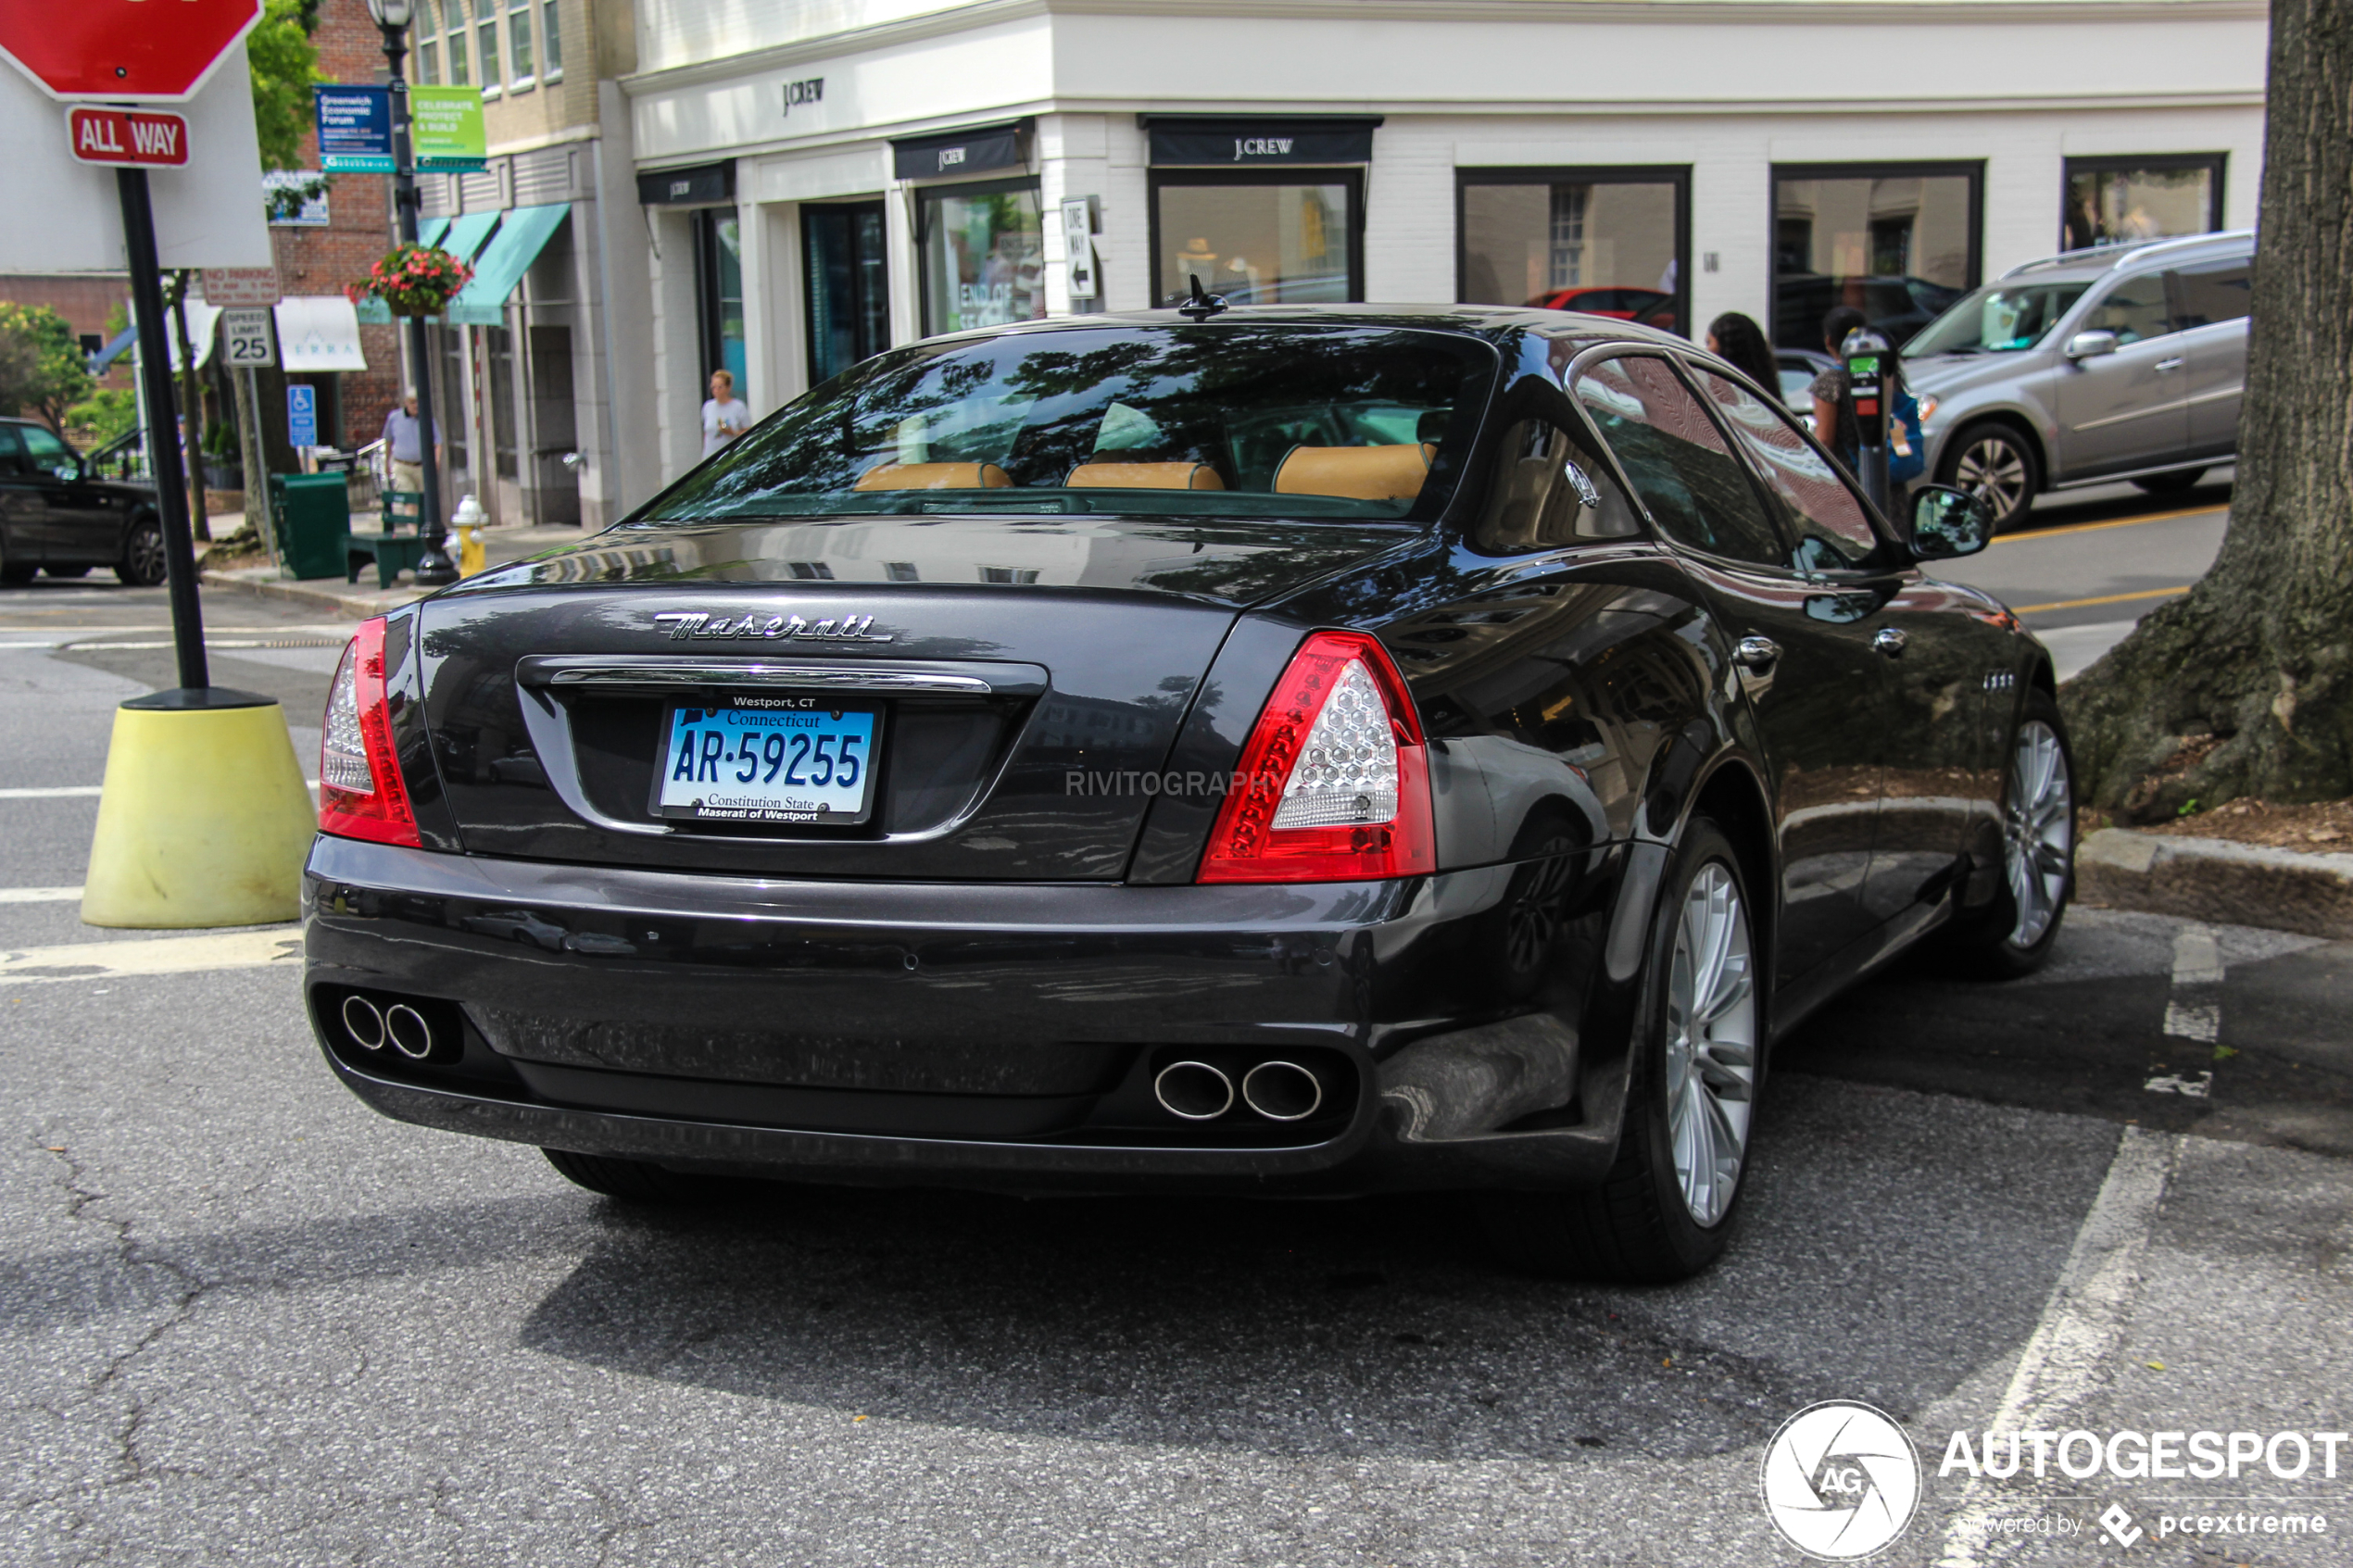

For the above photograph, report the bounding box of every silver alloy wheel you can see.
[1663,862,1757,1227]
[2003,720,2072,947]
[1954,434,2030,521]
[126,522,167,586]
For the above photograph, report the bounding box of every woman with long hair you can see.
[1704,311,1780,396]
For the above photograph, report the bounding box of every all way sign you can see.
[67,105,189,167]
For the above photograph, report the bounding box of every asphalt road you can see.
[4,564,2348,1567]
[1933,470,2233,680]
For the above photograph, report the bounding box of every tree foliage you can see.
[0,303,95,435]
[247,0,323,173]
[2064,0,2353,814]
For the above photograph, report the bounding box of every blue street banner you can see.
[313,85,393,173]
[286,383,317,448]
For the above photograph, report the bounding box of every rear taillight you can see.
[1198,630,1435,884]
[319,616,421,847]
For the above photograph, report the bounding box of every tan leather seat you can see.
[1064,461,1226,491]
[1272,444,1429,502]
[852,461,1013,491]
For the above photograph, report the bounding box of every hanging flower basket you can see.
[346,244,473,319]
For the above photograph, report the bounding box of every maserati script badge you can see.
[651,610,893,644]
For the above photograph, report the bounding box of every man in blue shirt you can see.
[380,390,442,496]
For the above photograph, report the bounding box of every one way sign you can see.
[67,105,190,167]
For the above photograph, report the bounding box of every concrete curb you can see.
[196,568,422,620]
[2076,827,2353,938]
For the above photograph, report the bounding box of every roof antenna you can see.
[1176,271,1227,321]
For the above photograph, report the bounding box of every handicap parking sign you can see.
[286,383,317,448]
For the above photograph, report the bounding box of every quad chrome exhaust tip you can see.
[1240,1060,1323,1123]
[1152,1060,1235,1122]
[340,995,386,1051]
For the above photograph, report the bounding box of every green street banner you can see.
[410,85,484,173]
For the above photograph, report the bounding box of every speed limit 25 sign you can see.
[220,307,275,368]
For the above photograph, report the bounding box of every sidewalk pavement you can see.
[197,512,595,619]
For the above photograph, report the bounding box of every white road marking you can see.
[0,886,83,903]
[0,927,303,985]
[1935,1127,2182,1565]
[0,782,318,799]
[2149,922,2224,1093]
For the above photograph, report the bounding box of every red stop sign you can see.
[0,0,264,103]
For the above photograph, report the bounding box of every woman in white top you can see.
[701,370,750,458]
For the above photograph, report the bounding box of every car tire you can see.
[43,565,90,578]
[2131,469,2205,496]
[1945,689,2075,980]
[116,517,167,586]
[541,1147,723,1203]
[1478,817,1762,1283]
[1939,422,2041,533]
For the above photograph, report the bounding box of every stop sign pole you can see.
[2,0,267,693]
[118,166,209,691]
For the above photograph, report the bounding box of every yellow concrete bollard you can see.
[81,689,319,929]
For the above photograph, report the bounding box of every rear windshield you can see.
[644,325,1495,524]
[1906,282,2090,357]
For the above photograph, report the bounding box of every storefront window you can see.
[1458,170,1686,334]
[1153,175,1355,305]
[2063,157,2223,251]
[1772,164,1980,350]
[696,208,746,390]
[919,183,1046,334]
[805,203,889,384]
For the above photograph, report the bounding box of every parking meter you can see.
[1840,326,1895,516]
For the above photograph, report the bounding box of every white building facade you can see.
[612,0,2269,492]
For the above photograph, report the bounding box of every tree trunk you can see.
[167,273,211,545]
[2063,0,2353,818]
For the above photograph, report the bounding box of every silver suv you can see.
[1903,231,2251,529]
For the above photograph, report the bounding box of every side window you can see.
[1571,354,1785,568]
[2171,259,2251,330]
[1686,366,1889,574]
[1469,380,1642,554]
[2084,272,2173,345]
[18,425,74,478]
[0,427,24,476]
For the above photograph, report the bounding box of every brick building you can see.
[266,0,403,458]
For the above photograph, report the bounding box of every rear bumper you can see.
[302,835,1636,1193]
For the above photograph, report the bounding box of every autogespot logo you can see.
[1761,1400,1924,1560]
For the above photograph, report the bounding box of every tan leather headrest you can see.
[852,461,1012,491]
[1064,462,1226,491]
[1273,444,1429,502]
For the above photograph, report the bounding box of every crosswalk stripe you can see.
[0,782,319,799]
[0,927,303,985]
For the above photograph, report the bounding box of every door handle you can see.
[1872,627,1908,657]
[1734,635,1780,670]
[2155,358,2185,373]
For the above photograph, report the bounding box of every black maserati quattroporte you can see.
[306,307,2073,1281]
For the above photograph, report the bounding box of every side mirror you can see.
[2065,330,2119,360]
[1909,484,1994,559]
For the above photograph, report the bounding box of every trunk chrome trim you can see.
[515,654,1045,697]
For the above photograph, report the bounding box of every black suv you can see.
[0,416,167,586]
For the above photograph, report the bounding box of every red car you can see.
[1529,286,1679,333]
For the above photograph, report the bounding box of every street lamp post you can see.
[366,0,459,586]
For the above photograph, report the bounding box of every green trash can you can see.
[270,472,351,581]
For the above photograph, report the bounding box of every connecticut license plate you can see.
[650,696,879,824]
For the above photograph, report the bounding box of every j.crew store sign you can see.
[1145,119,1379,167]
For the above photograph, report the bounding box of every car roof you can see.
[919,303,1687,355]
[2000,229,2254,282]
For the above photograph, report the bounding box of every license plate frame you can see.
[648,694,882,825]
